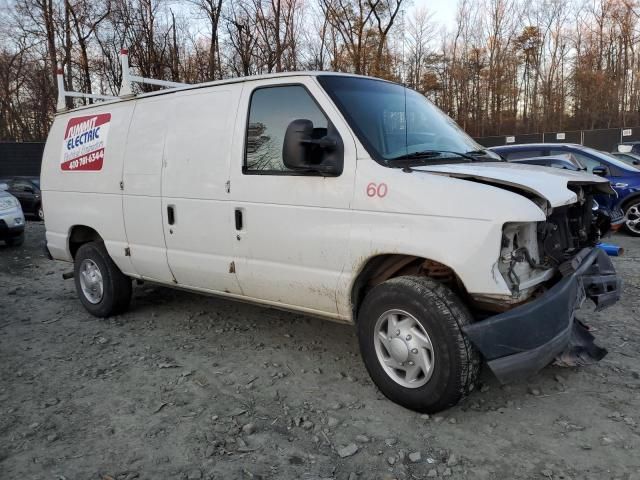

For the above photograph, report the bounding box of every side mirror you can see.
[283,119,343,175]
[592,166,608,177]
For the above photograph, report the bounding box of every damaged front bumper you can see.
[463,247,620,383]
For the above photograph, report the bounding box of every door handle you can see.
[167,205,176,225]
[235,208,243,230]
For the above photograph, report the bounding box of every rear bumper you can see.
[463,247,620,383]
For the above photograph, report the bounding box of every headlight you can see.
[0,197,18,211]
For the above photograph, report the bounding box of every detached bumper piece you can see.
[463,248,620,383]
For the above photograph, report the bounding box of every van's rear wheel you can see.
[74,242,132,317]
[357,276,479,412]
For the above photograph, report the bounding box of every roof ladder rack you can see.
[118,48,188,97]
[56,47,189,112]
[56,64,118,112]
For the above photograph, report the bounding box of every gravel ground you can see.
[1,222,640,480]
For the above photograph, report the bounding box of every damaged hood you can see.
[413,162,615,207]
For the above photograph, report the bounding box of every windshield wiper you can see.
[465,149,491,156]
[388,150,479,164]
[465,149,506,161]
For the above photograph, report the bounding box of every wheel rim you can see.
[38,206,44,221]
[373,309,435,389]
[626,203,640,234]
[79,259,104,304]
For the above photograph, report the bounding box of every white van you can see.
[42,71,621,412]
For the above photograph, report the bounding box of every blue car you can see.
[491,143,640,236]
[510,153,585,171]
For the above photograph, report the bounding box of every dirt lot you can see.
[1,222,639,480]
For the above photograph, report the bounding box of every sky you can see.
[412,0,458,29]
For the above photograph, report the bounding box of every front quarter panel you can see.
[336,158,546,318]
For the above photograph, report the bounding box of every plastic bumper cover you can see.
[463,247,620,383]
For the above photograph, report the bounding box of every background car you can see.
[611,151,640,167]
[490,143,640,236]
[510,153,585,171]
[617,141,640,155]
[0,176,43,220]
[0,188,25,246]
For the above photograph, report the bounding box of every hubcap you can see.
[626,203,640,234]
[374,309,435,389]
[38,207,44,221]
[79,259,104,304]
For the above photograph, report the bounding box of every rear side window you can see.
[244,85,328,174]
[502,149,544,160]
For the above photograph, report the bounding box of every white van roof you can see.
[56,70,380,115]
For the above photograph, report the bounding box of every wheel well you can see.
[68,225,102,259]
[620,193,640,211]
[350,254,462,320]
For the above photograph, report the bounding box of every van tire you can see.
[357,276,479,413]
[74,241,132,317]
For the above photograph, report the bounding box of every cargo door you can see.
[160,87,243,294]
[122,97,175,282]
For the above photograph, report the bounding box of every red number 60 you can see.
[366,182,388,198]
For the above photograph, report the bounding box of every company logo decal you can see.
[61,113,111,171]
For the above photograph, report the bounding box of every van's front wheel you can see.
[74,242,132,317]
[357,276,479,413]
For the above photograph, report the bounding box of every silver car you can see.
[0,185,25,246]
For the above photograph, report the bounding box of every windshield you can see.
[318,75,493,164]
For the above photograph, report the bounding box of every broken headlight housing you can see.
[499,187,603,297]
[499,222,554,296]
